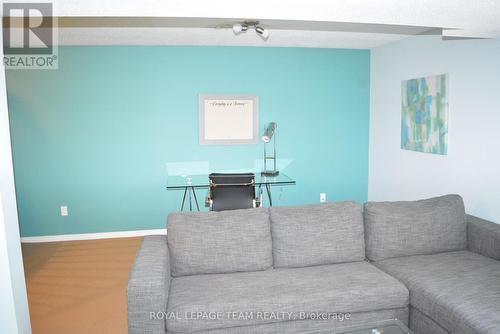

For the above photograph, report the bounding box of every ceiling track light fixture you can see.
[232,21,269,41]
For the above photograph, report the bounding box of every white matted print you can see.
[199,95,258,145]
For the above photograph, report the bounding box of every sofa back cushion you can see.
[167,208,272,277]
[364,194,467,261]
[270,201,365,268]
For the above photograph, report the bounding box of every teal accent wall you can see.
[6,46,370,237]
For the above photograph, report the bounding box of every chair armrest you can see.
[467,214,500,261]
[127,235,170,334]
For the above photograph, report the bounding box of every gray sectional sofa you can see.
[127,194,500,334]
[365,195,500,334]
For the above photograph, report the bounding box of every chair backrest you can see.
[209,173,256,211]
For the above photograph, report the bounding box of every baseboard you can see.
[20,228,167,243]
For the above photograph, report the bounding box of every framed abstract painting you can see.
[401,73,449,155]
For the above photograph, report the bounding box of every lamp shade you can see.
[262,122,277,143]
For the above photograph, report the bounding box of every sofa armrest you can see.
[127,235,170,334]
[467,214,500,261]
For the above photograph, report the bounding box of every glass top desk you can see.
[166,173,296,211]
[304,319,413,334]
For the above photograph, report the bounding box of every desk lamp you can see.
[261,122,279,176]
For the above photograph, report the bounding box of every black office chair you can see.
[206,173,261,211]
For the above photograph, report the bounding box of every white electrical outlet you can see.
[60,206,68,217]
[320,193,326,203]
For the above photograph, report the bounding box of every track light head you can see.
[232,23,248,35]
[255,25,269,41]
[231,21,269,40]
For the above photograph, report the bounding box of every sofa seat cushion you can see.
[375,251,500,334]
[166,262,409,332]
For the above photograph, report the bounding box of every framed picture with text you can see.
[199,94,259,145]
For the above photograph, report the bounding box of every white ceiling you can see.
[59,28,415,49]
[42,0,500,48]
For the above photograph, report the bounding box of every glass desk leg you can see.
[181,187,188,211]
[191,187,200,211]
[265,183,273,206]
[189,188,192,211]
[180,186,200,212]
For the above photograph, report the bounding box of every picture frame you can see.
[199,94,259,145]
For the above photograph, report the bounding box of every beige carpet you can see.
[22,237,143,334]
